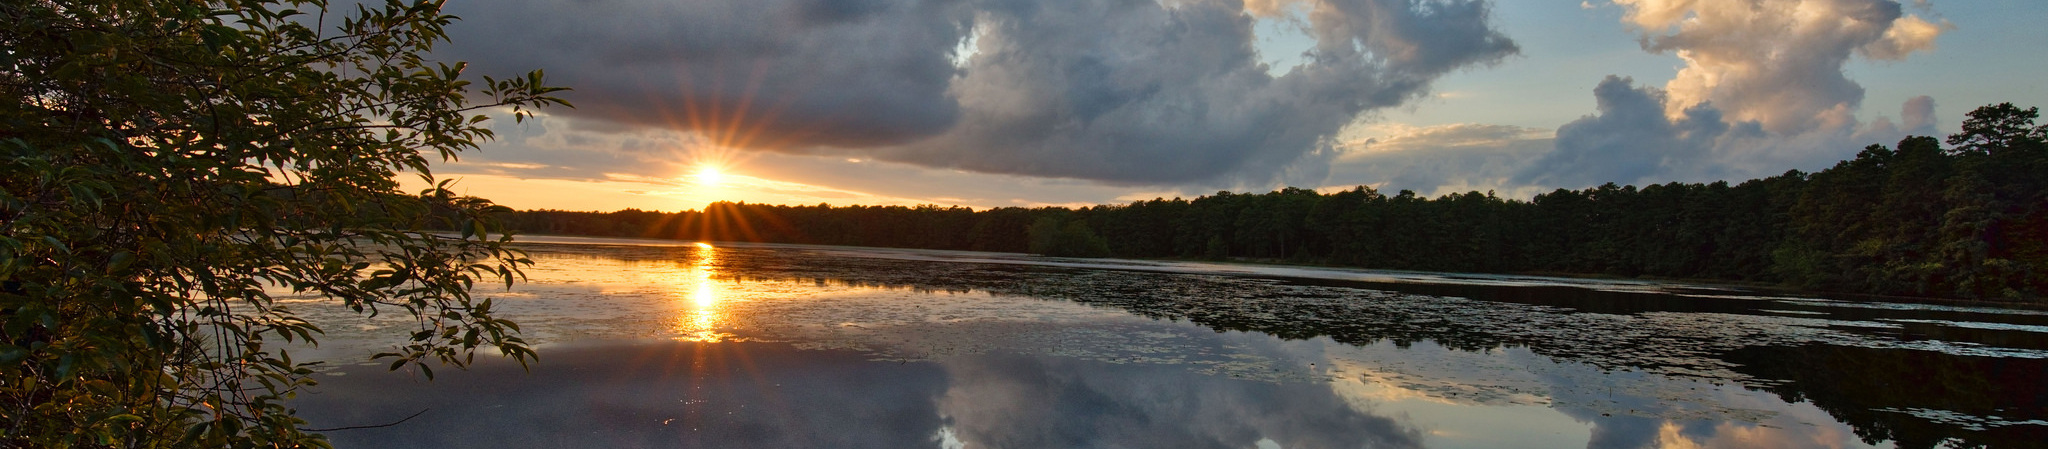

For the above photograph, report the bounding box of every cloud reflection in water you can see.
[297,340,1427,449]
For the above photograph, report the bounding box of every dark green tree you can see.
[2,0,567,446]
[1947,103,2045,156]
[1027,217,1111,258]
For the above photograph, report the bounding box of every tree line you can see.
[492,103,2048,303]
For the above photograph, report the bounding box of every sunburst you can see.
[694,165,725,187]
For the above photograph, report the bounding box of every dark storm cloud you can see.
[437,0,1517,185]
[1516,82,1945,191]
[442,0,973,148]
[1514,76,1748,188]
[885,0,1517,184]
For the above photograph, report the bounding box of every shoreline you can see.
[500,232,2048,310]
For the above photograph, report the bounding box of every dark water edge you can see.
[1724,344,2047,448]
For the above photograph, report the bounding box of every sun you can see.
[694,165,725,186]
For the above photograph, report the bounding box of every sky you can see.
[410,0,2048,212]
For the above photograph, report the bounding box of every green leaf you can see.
[107,251,135,273]
[55,353,78,380]
[40,236,70,254]
[0,346,25,364]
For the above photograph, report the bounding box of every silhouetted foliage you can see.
[500,103,2048,303]
[1027,217,1111,258]
[2,0,565,445]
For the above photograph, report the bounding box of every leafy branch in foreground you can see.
[1,0,568,446]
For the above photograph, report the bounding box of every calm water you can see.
[287,236,2048,449]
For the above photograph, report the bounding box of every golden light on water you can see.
[691,272,717,309]
[676,242,731,342]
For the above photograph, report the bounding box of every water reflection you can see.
[931,351,1424,449]
[1725,344,2048,447]
[677,242,728,342]
[287,239,2048,448]
[295,333,1879,449]
[297,340,1437,449]
[299,341,950,448]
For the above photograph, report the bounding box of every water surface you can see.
[289,236,2048,448]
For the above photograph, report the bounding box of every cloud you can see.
[430,110,1179,210]
[1241,0,1307,18]
[454,111,700,181]
[1322,122,1552,197]
[1339,123,1550,154]
[443,0,973,149]
[1515,76,1746,187]
[1518,0,1948,189]
[1860,14,1946,60]
[1618,0,1944,134]
[439,0,1518,186]
[936,351,1426,449]
[1901,94,1938,135]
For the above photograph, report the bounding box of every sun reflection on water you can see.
[676,242,734,342]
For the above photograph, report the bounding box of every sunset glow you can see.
[694,165,725,187]
[678,242,727,342]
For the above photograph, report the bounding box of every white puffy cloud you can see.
[935,353,1426,449]
[1519,0,1949,189]
[1616,0,1945,134]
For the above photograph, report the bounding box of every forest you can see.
[490,103,2048,303]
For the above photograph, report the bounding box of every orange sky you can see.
[405,169,970,213]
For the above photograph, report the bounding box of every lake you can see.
[287,236,2047,448]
